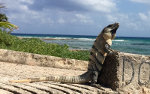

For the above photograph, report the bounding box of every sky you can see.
[0,0,150,37]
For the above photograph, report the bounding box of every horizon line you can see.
[11,33,150,38]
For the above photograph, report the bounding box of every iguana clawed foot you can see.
[105,43,114,55]
[91,84,105,90]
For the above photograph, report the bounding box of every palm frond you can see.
[0,22,18,31]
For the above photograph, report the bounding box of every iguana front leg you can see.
[90,72,105,90]
[90,71,105,90]
[91,71,98,84]
[104,43,114,54]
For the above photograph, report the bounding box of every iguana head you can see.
[102,23,119,45]
[106,22,119,36]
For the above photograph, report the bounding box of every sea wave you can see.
[131,43,150,46]
[41,37,73,40]
[42,37,95,41]
[113,40,125,42]
[74,38,95,41]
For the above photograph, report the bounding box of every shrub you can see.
[0,30,89,61]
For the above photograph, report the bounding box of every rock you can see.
[140,87,150,94]
[98,51,150,93]
[0,49,88,71]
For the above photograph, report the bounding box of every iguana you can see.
[10,23,119,84]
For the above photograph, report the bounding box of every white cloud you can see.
[139,13,148,21]
[57,18,65,24]
[107,13,129,23]
[41,18,54,24]
[130,0,150,4]
[106,11,150,37]
[106,13,139,30]
[138,12,150,21]
[1,0,96,25]
[74,0,117,13]
[75,14,93,23]
[107,15,118,22]
[18,0,34,4]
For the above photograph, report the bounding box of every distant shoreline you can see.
[17,36,78,40]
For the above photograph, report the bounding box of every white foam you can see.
[75,38,95,41]
[41,37,72,40]
[42,37,95,41]
[113,40,125,42]
[52,37,72,40]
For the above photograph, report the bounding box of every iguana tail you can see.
[9,71,92,83]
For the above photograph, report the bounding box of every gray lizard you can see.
[10,23,119,85]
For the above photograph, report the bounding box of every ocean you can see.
[11,33,150,56]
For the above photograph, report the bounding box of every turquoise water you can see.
[12,33,150,55]
[112,37,150,55]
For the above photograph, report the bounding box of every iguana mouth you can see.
[111,23,119,34]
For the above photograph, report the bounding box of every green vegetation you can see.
[0,21,18,33]
[0,30,90,60]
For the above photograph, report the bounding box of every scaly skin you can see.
[10,23,119,84]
